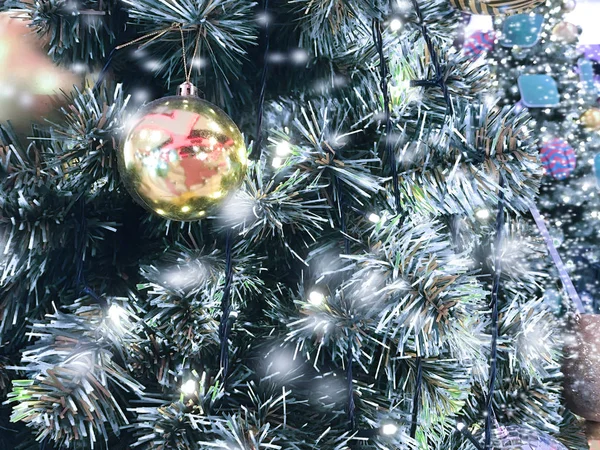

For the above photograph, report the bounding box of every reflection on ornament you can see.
[563,314,600,421]
[581,108,600,131]
[494,425,567,450]
[118,86,248,221]
[552,22,580,44]
[0,12,82,134]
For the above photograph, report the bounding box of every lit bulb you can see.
[368,213,381,223]
[475,209,491,220]
[272,156,283,168]
[108,304,125,324]
[181,379,197,395]
[308,290,325,306]
[276,140,291,156]
[456,422,465,431]
[381,423,398,435]
[390,19,403,32]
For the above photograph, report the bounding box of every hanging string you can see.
[409,0,453,114]
[179,25,201,83]
[253,0,270,157]
[529,203,585,314]
[484,175,506,450]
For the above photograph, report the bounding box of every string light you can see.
[368,213,381,223]
[390,19,403,32]
[276,140,291,156]
[108,304,125,324]
[308,290,325,306]
[181,379,197,395]
[272,156,283,168]
[476,209,491,220]
[381,423,399,435]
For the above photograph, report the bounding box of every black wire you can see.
[484,175,506,450]
[346,341,356,430]
[457,425,485,450]
[218,228,234,385]
[338,184,354,429]
[253,0,270,157]
[409,0,453,115]
[93,46,118,92]
[372,14,424,438]
[372,19,400,212]
[409,356,422,438]
[75,198,107,309]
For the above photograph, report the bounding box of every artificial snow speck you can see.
[539,138,576,180]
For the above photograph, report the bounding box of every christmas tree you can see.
[491,0,600,313]
[0,0,589,448]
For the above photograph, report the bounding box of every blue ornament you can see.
[594,153,600,188]
[540,138,576,180]
[579,58,598,97]
[500,14,544,48]
[464,31,495,58]
[518,74,560,108]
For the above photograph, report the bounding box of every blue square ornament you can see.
[518,74,560,108]
[579,59,598,97]
[500,14,544,48]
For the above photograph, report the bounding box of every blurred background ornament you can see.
[586,421,600,450]
[518,74,561,108]
[563,0,577,12]
[581,108,600,130]
[463,30,496,58]
[500,14,544,48]
[0,12,83,136]
[117,82,248,221]
[563,314,600,422]
[493,425,568,449]
[552,21,581,44]
[540,138,576,180]
[448,0,545,15]
[595,154,600,188]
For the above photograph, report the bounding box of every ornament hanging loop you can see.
[178,81,198,97]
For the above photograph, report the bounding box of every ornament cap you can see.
[177,81,198,97]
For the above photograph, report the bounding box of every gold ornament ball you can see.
[448,0,545,15]
[581,108,600,131]
[118,93,248,221]
[0,12,83,136]
[552,21,580,44]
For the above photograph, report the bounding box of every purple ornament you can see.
[463,31,495,58]
[494,425,567,450]
[539,138,576,180]
[578,44,600,63]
